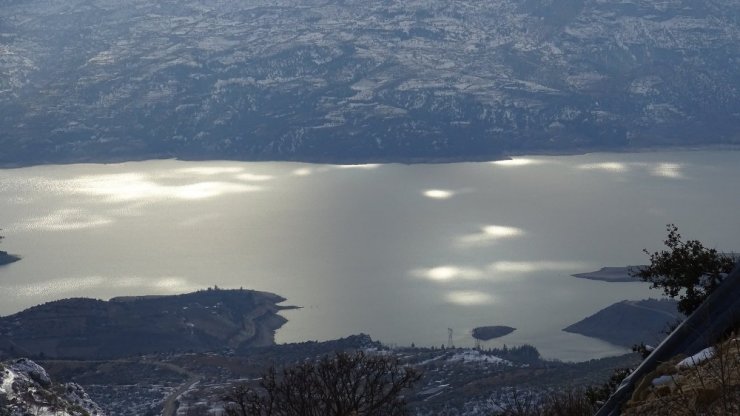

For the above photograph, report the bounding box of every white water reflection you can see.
[68,174,261,202]
[2,276,197,298]
[411,261,589,283]
[576,161,686,179]
[489,261,590,273]
[235,173,274,182]
[5,276,106,297]
[456,225,525,247]
[491,158,543,167]
[423,189,455,200]
[292,168,313,176]
[335,164,381,170]
[445,290,494,305]
[650,163,684,179]
[578,162,628,173]
[23,208,113,231]
[410,266,483,282]
[174,166,245,176]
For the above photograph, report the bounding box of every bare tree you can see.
[223,351,421,416]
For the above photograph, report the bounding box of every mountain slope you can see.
[1,0,738,165]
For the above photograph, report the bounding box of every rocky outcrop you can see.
[0,358,104,416]
[621,338,740,415]
[0,289,295,359]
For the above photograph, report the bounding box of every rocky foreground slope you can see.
[0,358,104,416]
[1,0,738,165]
[0,289,293,359]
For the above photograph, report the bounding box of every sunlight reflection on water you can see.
[423,189,455,199]
[489,261,591,273]
[23,208,113,231]
[491,158,543,167]
[2,276,198,298]
[445,290,494,305]
[410,266,484,282]
[455,225,524,247]
[67,174,262,202]
[651,163,684,179]
[577,161,686,179]
[578,162,629,172]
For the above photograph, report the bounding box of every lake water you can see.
[1,151,738,361]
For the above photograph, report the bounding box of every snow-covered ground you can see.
[0,359,105,416]
[448,349,511,365]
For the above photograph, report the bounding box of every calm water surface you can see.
[1,151,738,361]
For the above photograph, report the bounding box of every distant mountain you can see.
[1,0,738,166]
[564,299,684,347]
[0,289,294,359]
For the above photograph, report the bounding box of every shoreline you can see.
[1,144,739,170]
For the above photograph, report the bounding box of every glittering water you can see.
[1,151,738,361]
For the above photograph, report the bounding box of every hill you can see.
[1,0,739,166]
[0,289,295,359]
[564,299,683,347]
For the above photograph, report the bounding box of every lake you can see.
[1,150,738,361]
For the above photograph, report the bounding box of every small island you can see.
[0,251,21,266]
[472,326,516,341]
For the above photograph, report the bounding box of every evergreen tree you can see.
[631,224,735,315]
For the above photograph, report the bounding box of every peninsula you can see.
[0,251,20,266]
[0,288,296,359]
[571,267,643,283]
[563,299,683,347]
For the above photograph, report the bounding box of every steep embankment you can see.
[622,336,740,415]
[0,289,294,359]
